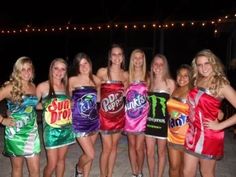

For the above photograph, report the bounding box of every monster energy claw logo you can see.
[149,95,166,117]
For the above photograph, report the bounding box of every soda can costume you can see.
[167,97,189,149]
[72,86,100,137]
[99,81,125,133]
[42,92,75,149]
[145,90,170,139]
[124,81,149,133]
[4,95,41,157]
[185,87,224,160]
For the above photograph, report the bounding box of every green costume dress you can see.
[42,92,75,149]
[4,95,41,157]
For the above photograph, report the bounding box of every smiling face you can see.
[152,57,165,75]
[177,68,190,87]
[110,47,124,66]
[19,63,33,82]
[196,56,213,78]
[52,61,67,81]
[79,58,91,74]
[133,52,144,68]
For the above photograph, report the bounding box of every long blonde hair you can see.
[5,56,34,103]
[128,49,148,83]
[192,49,229,96]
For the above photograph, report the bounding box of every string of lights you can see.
[1,12,236,35]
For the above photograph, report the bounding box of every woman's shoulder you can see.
[122,69,129,75]
[167,78,176,87]
[97,67,107,74]
[69,76,78,83]
[96,67,108,80]
[93,75,101,85]
[37,81,49,90]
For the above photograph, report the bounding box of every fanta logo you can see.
[78,93,97,120]
[169,114,187,128]
[46,98,71,125]
[101,92,124,113]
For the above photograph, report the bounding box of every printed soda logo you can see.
[169,114,187,128]
[101,92,124,113]
[78,93,97,120]
[46,98,71,127]
[125,90,146,118]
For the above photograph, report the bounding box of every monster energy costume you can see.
[42,92,75,149]
[145,90,170,139]
[4,95,41,157]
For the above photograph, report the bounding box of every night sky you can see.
[0,0,236,84]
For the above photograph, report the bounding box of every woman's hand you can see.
[1,117,15,127]
[204,119,222,131]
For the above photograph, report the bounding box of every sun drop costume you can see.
[124,81,149,133]
[185,87,224,159]
[167,97,189,148]
[145,90,170,139]
[72,86,100,137]
[42,92,75,149]
[99,81,125,133]
[4,95,41,157]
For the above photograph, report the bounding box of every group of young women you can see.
[0,44,236,177]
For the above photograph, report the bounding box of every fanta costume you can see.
[167,97,189,149]
[4,95,41,157]
[42,92,75,149]
[99,81,125,133]
[72,86,100,137]
[185,87,224,160]
[145,90,170,139]
[124,81,149,133]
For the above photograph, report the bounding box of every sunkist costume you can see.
[124,81,149,133]
[42,92,75,149]
[185,87,224,159]
[72,86,99,137]
[99,81,125,133]
[145,90,170,139]
[4,95,41,157]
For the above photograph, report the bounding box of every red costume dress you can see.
[185,87,224,159]
[99,81,125,133]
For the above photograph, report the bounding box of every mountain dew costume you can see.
[4,95,41,157]
[99,81,125,133]
[145,90,170,139]
[124,81,149,133]
[72,86,100,137]
[42,92,75,149]
[167,97,189,148]
[185,87,224,160]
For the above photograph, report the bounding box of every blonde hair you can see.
[150,54,171,90]
[48,58,69,97]
[128,49,147,82]
[192,49,229,96]
[4,56,34,103]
